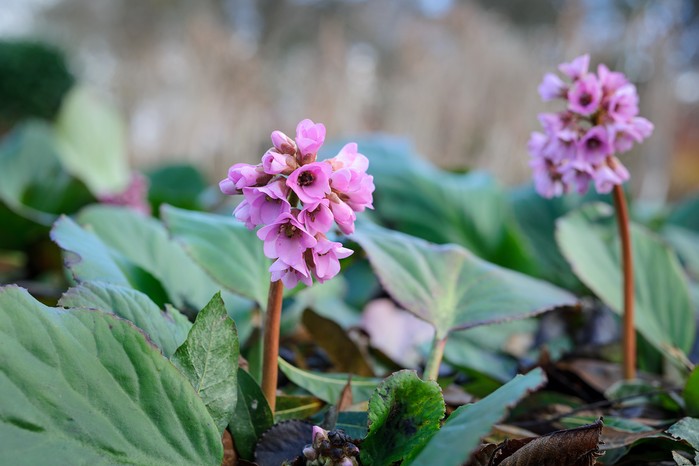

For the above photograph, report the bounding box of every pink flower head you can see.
[257,212,317,268]
[220,163,271,195]
[578,125,611,164]
[271,130,297,155]
[295,119,326,164]
[221,118,363,288]
[538,73,567,101]
[530,56,653,197]
[298,199,334,235]
[287,162,332,204]
[270,258,312,289]
[567,73,602,116]
[242,180,291,228]
[559,54,590,80]
[311,237,353,284]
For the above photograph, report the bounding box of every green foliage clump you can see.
[0,40,75,126]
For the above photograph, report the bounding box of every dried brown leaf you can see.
[492,418,604,466]
[467,443,498,466]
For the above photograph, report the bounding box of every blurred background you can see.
[2,0,698,200]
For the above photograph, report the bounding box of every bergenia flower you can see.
[528,54,653,198]
[311,237,353,283]
[220,119,374,288]
[559,54,590,80]
[538,73,567,101]
[242,180,291,228]
[295,119,326,164]
[298,199,334,236]
[257,212,316,269]
[567,73,602,116]
[287,162,333,204]
[219,163,271,194]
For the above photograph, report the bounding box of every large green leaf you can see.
[52,206,253,338]
[667,192,699,232]
[361,370,445,466]
[352,222,576,339]
[51,214,171,305]
[54,86,131,195]
[0,121,92,225]
[0,285,221,465]
[172,292,238,434]
[324,137,534,272]
[508,184,607,290]
[229,368,274,460]
[406,368,547,466]
[147,164,208,213]
[161,205,270,310]
[556,204,695,360]
[443,319,537,382]
[663,225,699,281]
[277,358,381,404]
[59,281,191,357]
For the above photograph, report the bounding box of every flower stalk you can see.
[261,279,284,411]
[613,185,636,380]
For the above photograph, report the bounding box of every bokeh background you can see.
[2,0,699,200]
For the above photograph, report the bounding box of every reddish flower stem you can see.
[261,279,284,411]
[613,185,636,380]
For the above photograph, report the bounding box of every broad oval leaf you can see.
[0,121,92,226]
[406,368,547,466]
[0,285,221,465]
[556,204,695,360]
[352,222,577,339]
[278,358,380,404]
[172,292,239,434]
[51,206,253,339]
[325,137,535,272]
[59,281,191,357]
[161,205,270,310]
[54,86,131,195]
[361,370,445,466]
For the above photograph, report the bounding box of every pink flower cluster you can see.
[528,54,654,198]
[220,119,375,288]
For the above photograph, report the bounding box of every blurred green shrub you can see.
[0,40,75,127]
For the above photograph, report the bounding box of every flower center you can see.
[579,93,592,107]
[298,171,315,187]
[586,137,601,150]
[281,223,298,238]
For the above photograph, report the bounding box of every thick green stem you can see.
[613,185,636,380]
[261,279,284,411]
[424,335,447,381]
